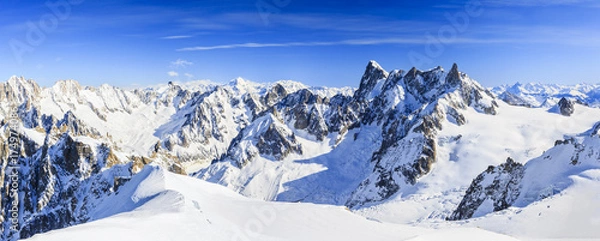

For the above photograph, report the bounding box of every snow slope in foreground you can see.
[464,169,600,241]
[25,165,519,241]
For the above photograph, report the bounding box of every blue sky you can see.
[1,0,599,88]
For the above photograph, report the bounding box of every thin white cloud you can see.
[167,71,179,77]
[161,35,192,40]
[213,12,432,33]
[176,38,513,51]
[483,0,594,6]
[170,59,193,68]
[184,73,194,79]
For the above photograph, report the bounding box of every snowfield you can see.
[354,101,600,221]
[26,165,521,241]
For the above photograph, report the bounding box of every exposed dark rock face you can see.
[353,61,389,101]
[0,132,131,240]
[278,89,325,107]
[56,111,103,138]
[591,122,600,137]
[134,81,197,109]
[404,67,443,103]
[157,86,248,163]
[226,115,303,168]
[241,93,265,120]
[558,97,575,116]
[345,63,498,208]
[498,91,533,107]
[261,83,288,107]
[446,107,466,125]
[278,90,329,141]
[448,157,524,221]
[257,123,302,161]
[0,76,41,104]
[325,94,361,133]
[305,107,329,141]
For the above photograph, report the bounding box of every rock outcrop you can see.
[557,97,575,116]
[448,157,524,220]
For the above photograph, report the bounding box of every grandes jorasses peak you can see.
[199,60,500,208]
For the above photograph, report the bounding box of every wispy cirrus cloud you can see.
[483,0,596,6]
[210,12,433,34]
[161,35,193,40]
[176,37,514,51]
[167,71,179,77]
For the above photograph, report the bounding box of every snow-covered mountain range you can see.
[491,82,600,108]
[1,61,599,240]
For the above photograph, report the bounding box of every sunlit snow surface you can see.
[26,165,520,241]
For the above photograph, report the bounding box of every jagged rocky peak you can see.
[402,66,441,103]
[279,88,324,106]
[167,81,183,92]
[498,91,533,107]
[262,83,288,107]
[403,63,471,103]
[448,157,524,221]
[224,114,303,167]
[0,76,42,103]
[242,92,265,118]
[56,111,102,138]
[380,69,405,92]
[268,88,329,140]
[353,60,389,100]
[557,97,575,116]
[6,75,41,91]
[257,122,302,160]
[51,133,99,177]
[445,63,461,86]
[52,79,83,94]
[159,81,192,108]
[9,130,132,239]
